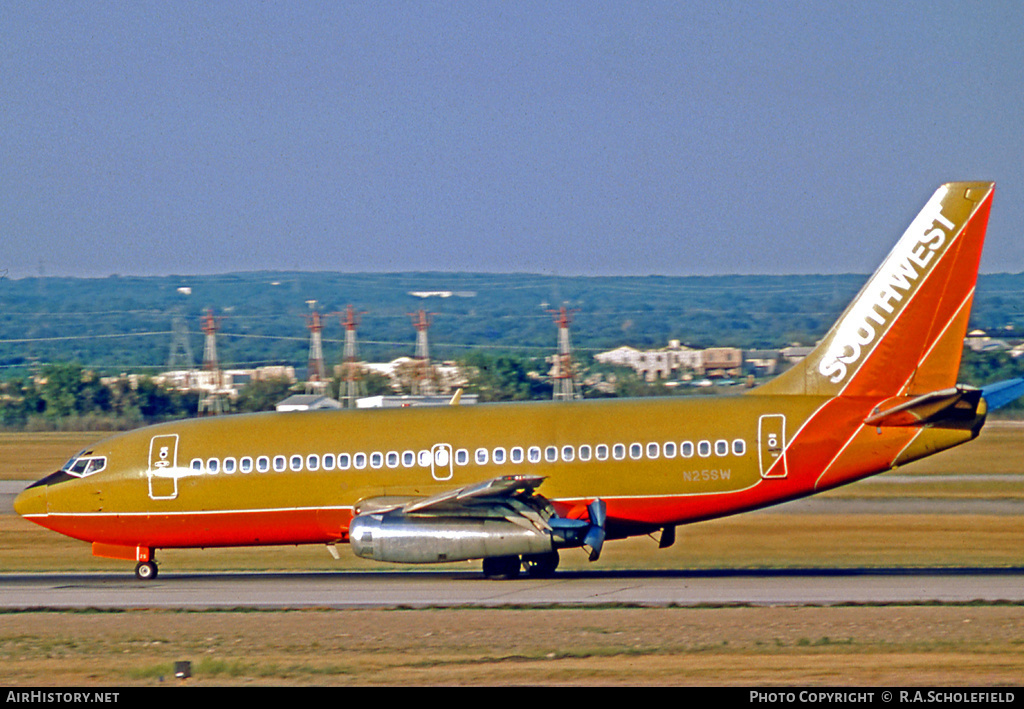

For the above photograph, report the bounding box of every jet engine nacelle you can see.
[349,514,553,564]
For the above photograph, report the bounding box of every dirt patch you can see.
[1,605,1022,686]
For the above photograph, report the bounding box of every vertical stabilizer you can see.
[757,182,995,398]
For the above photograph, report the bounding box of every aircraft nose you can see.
[13,484,47,518]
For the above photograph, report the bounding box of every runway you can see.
[2,567,1023,609]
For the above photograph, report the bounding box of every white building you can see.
[275,394,342,412]
[594,341,704,381]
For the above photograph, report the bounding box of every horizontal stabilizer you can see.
[981,378,1024,411]
[863,386,983,428]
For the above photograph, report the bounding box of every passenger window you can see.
[715,440,728,456]
[386,451,400,468]
[273,455,286,472]
[290,455,303,471]
[698,441,711,458]
[240,457,253,473]
[579,445,592,461]
[511,447,524,464]
[629,443,642,460]
[613,444,626,460]
[528,447,541,463]
[476,448,489,465]
[402,451,415,467]
[493,447,506,464]
[681,441,694,458]
[733,439,746,456]
[207,458,220,474]
[354,453,367,469]
[370,452,383,469]
[663,442,677,459]
[418,450,431,467]
[322,454,336,471]
[223,457,236,474]
[338,453,351,470]
[191,458,203,472]
[306,454,320,471]
[596,444,609,461]
[455,449,468,465]
[256,456,270,472]
[545,446,557,463]
[646,442,659,459]
[561,445,574,462]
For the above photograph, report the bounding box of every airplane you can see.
[14,181,1008,580]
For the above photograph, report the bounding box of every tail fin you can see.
[757,182,995,398]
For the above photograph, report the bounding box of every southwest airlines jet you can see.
[15,182,1000,580]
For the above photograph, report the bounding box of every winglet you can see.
[757,182,995,398]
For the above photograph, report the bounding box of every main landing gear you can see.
[482,551,559,580]
[134,560,158,580]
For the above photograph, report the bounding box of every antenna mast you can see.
[197,308,228,415]
[337,305,367,407]
[303,305,328,396]
[167,296,195,371]
[408,309,435,395]
[549,306,580,401]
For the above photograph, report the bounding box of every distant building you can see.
[156,365,297,400]
[275,394,342,412]
[362,357,468,394]
[744,349,780,377]
[701,347,743,378]
[356,394,477,408]
[594,341,703,381]
[965,330,1012,353]
[779,345,814,363]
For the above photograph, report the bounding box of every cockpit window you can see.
[62,456,107,478]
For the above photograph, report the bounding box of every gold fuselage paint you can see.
[22,391,976,552]
[13,183,995,566]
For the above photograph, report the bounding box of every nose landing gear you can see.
[134,560,158,580]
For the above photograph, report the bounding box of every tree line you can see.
[3,348,1020,430]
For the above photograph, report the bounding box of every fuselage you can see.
[14,390,981,553]
[12,182,998,576]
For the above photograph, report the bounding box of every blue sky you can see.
[2,1,1023,278]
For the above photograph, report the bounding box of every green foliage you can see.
[958,350,1024,387]
[0,364,196,429]
[40,363,110,419]
[235,378,297,412]
[460,352,552,402]
[0,377,43,426]
[959,350,1024,412]
[2,271,1024,421]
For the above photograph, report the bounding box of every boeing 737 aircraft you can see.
[15,182,1005,579]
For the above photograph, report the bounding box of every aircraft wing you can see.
[981,378,1024,411]
[402,474,547,514]
[351,475,605,563]
[353,474,560,532]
